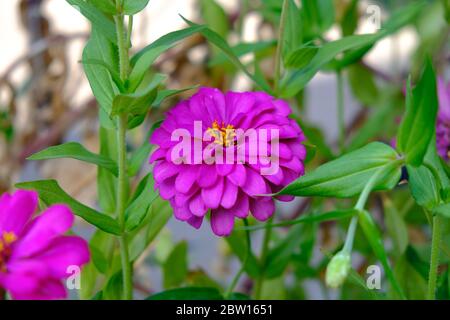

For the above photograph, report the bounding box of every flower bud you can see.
[325,251,351,288]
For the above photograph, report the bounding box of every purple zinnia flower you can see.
[150,88,306,236]
[0,190,90,300]
[437,77,450,160]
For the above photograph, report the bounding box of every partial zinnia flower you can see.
[0,190,90,300]
[150,88,306,236]
[437,77,450,160]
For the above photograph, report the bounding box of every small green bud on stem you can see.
[325,251,351,288]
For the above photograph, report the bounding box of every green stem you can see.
[427,214,442,300]
[274,0,289,94]
[337,70,345,153]
[253,217,273,299]
[114,4,132,300]
[225,219,251,298]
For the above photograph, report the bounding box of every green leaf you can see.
[90,0,116,14]
[125,174,158,232]
[341,0,358,36]
[265,224,303,279]
[285,46,319,69]
[279,142,402,198]
[200,0,229,39]
[348,64,379,106]
[407,165,440,210]
[397,60,438,166]
[208,41,276,67]
[15,180,121,235]
[111,74,163,116]
[123,0,150,15]
[383,197,408,256]
[225,224,260,278]
[282,0,302,60]
[280,2,425,98]
[103,271,123,300]
[153,86,199,108]
[180,16,273,93]
[28,142,118,176]
[433,203,450,218]
[147,287,224,300]
[66,0,117,44]
[163,241,189,289]
[129,197,172,261]
[301,0,335,39]
[83,28,119,117]
[80,59,124,92]
[358,209,405,299]
[242,209,357,231]
[129,26,206,91]
[280,33,379,98]
[128,120,162,176]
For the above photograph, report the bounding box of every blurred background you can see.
[0,0,448,299]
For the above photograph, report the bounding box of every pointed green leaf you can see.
[279,142,402,198]
[129,26,206,91]
[15,180,121,235]
[66,0,117,44]
[397,60,438,166]
[28,142,118,176]
[111,74,164,116]
[181,16,273,93]
[123,0,150,15]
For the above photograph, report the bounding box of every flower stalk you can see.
[114,1,132,300]
[427,214,442,300]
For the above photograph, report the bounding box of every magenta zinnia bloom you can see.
[0,190,89,300]
[150,88,306,236]
[437,77,450,160]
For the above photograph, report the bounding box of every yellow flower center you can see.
[207,120,236,147]
[0,231,17,273]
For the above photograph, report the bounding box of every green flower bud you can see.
[325,251,351,288]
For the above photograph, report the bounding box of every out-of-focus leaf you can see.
[28,142,118,176]
[285,46,319,69]
[16,180,121,235]
[301,0,335,39]
[163,241,189,289]
[123,0,150,15]
[103,271,123,300]
[128,120,162,176]
[279,142,402,198]
[90,0,116,14]
[209,41,276,67]
[125,174,158,232]
[129,197,172,261]
[340,0,359,36]
[383,196,408,256]
[397,60,438,166]
[358,210,405,299]
[225,223,260,278]
[282,0,302,60]
[147,287,223,300]
[348,64,379,106]
[200,0,229,39]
